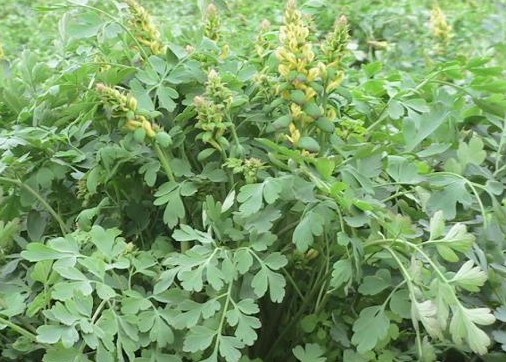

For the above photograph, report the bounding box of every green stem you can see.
[154,143,176,182]
[281,268,304,301]
[0,316,38,341]
[384,247,424,360]
[0,176,69,235]
[211,282,233,357]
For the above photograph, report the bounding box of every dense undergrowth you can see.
[1,1,505,361]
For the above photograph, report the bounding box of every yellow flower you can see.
[287,123,301,145]
[431,6,454,42]
[125,0,165,55]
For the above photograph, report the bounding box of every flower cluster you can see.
[431,6,454,44]
[276,0,323,145]
[96,83,160,139]
[321,15,349,93]
[194,70,234,148]
[96,83,137,118]
[255,19,274,59]
[126,0,165,55]
[204,4,221,42]
[226,157,267,183]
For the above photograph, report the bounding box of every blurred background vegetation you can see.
[2,0,505,70]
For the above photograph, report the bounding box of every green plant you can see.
[1,1,505,361]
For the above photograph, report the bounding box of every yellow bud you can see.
[127,96,138,111]
[278,64,291,77]
[287,123,301,145]
[307,67,320,82]
[290,103,303,118]
[125,119,142,131]
[306,248,319,260]
[326,73,345,93]
[304,87,317,101]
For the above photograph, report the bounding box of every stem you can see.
[384,247,424,360]
[0,176,69,235]
[211,282,233,357]
[91,299,108,325]
[0,316,38,341]
[154,143,176,182]
[281,268,304,301]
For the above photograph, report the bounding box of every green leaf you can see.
[218,335,244,362]
[293,343,326,362]
[358,269,391,296]
[0,292,26,317]
[457,137,486,166]
[429,210,446,240]
[330,259,352,289]
[387,99,404,120]
[157,86,178,112]
[450,260,487,292]
[237,184,263,216]
[21,244,72,261]
[293,209,324,252]
[403,106,449,152]
[386,156,423,184]
[449,306,495,355]
[426,176,474,220]
[251,267,285,303]
[37,325,79,347]
[183,326,216,353]
[352,306,390,353]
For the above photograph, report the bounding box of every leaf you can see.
[292,210,324,252]
[403,106,449,152]
[386,156,423,184]
[429,210,445,240]
[251,267,286,303]
[157,86,178,112]
[330,259,352,289]
[352,306,390,353]
[234,249,253,274]
[0,292,26,317]
[236,179,283,217]
[21,243,74,261]
[218,335,244,362]
[450,260,487,292]
[292,343,326,362]
[413,300,443,339]
[226,299,261,346]
[262,253,288,270]
[426,176,474,220]
[183,326,216,353]
[449,306,495,355]
[89,226,122,259]
[495,306,506,322]
[358,269,391,296]
[222,190,236,212]
[237,184,263,216]
[457,137,486,166]
[387,99,404,120]
[492,330,506,352]
[37,325,79,347]
[173,225,215,244]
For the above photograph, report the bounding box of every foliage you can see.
[1,0,506,361]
